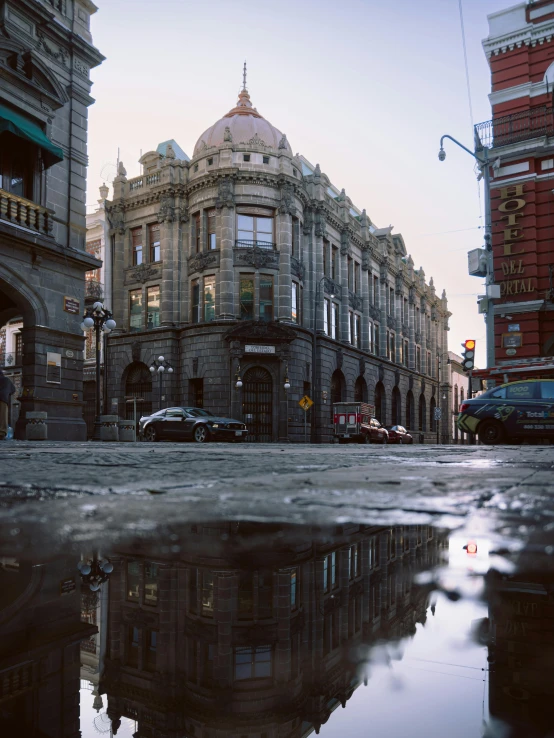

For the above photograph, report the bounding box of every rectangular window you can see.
[290,568,298,609]
[373,276,379,307]
[323,298,329,335]
[263,155,269,164]
[258,572,273,619]
[389,332,395,362]
[201,571,214,616]
[240,277,254,320]
[193,213,201,253]
[144,562,158,606]
[323,240,329,276]
[331,303,338,340]
[238,572,254,619]
[323,552,337,593]
[292,282,298,324]
[404,339,409,366]
[355,315,361,348]
[145,630,157,672]
[390,288,395,315]
[148,223,160,262]
[292,217,300,257]
[146,286,160,329]
[375,323,380,355]
[332,246,338,281]
[207,210,217,250]
[129,290,143,332]
[259,275,273,322]
[416,346,421,373]
[203,643,214,686]
[347,257,353,290]
[348,311,353,344]
[355,262,361,293]
[369,322,374,353]
[204,275,215,322]
[131,227,143,266]
[127,626,140,668]
[189,568,198,614]
[191,279,200,324]
[127,561,140,601]
[237,214,273,246]
[234,645,272,681]
[349,544,360,579]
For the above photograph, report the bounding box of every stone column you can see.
[217,179,235,319]
[303,213,314,331]
[340,249,349,344]
[361,255,370,351]
[314,230,325,333]
[278,212,292,321]
[275,569,292,683]
[160,212,174,327]
[408,288,416,370]
[379,271,388,358]
[395,286,403,364]
[420,298,428,374]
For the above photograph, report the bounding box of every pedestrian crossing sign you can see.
[299,395,314,411]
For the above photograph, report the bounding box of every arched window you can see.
[375,381,386,424]
[391,386,401,425]
[330,370,345,420]
[124,362,153,420]
[406,390,414,430]
[430,396,436,432]
[354,376,368,403]
[418,394,426,432]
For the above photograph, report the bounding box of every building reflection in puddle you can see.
[0,522,551,737]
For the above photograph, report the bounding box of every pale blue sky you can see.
[87,0,512,362]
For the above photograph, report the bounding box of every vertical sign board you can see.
[46,352,62,383]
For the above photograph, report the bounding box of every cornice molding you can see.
[483,18,554,58]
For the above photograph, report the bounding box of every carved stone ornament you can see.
[402,322,410,336]
[340,229,350,256]
[158,195,174,223]
[362,250,371,271]
[349,291,363,312]
[359,356,366,376]
[117,161,127,177]
[216,177,234,210]
[395,274,403,294]
[314,211,326,238]
[224,320,297,345]
[245,133,268,148]
[122,607,158,628]
[131,341,141,362]
[368,305,380,321]
[336,349,344,370]
[431,306,438,322]
[291,256,305,281]
[107,205,125,235]
[180,204,190,223]
[387,316,396,331]
[302,209,313,235]
[278,133,288,149]
[279,182,296,216]
[234,246,278,270]
[36,31,68,65]
[223,126,232,142]
[415,331,422,345]
[189,252,218,274]
[409,286,416,305]
[128,263,160,284]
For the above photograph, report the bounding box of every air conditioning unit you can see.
[468,248,487,278]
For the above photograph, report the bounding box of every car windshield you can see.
[184,408,214,417]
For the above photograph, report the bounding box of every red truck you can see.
[332,402,388,444]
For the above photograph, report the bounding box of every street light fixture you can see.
[149,355,173,411]
[77,554,114,592]
[235,362,243,389]
[438,134,494,368]
[81,302,117,441]
[311,275,336,443]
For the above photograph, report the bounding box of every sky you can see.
[86,0,514,366]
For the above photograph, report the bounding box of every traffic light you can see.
[463,541,478,555]
[461,339,476,372]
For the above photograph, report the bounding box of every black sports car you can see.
[139,407,248,443]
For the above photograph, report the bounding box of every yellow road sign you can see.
[299,395,313,411]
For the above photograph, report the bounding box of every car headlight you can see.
[212,423,219,428]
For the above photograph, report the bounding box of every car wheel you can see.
[193,425,210,443]
[364,434,371,444]
[381,434,387,444]
[144,425,157,442]
[478,420,505,445]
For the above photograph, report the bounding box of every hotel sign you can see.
[497,184,535,298]
[245,345,275,354]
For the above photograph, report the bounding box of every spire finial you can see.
[242,60,247,91]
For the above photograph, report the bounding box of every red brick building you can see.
[476,0,554,361]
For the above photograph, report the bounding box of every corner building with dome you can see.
[105,83,453,443]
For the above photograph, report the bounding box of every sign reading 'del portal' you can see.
[245,345,275,354]
[63,296,80,314]
[496,184,536,298]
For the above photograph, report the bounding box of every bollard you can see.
[26,411,48,441]
[118,419,135,443]
[99,415,119,442]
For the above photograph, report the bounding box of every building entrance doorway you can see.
[124,362,153,421]
[243,366,273,442]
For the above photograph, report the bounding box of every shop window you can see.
[191,279,200,324]
[234,645,272,680]
[129,290,143,332]
[144,562,158,606]
[146,286,160,329]
[259,275,273,322]
[207,209,216,250]
[239,277,254,320]
[204,276,215,322]
[131,227,143,266]
[148,223,160,262]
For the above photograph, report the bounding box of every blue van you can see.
[457,379,554,444]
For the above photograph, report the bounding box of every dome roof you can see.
[193,87,292,157]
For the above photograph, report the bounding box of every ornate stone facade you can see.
[105,84,451,442]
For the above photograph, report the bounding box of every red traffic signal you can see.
[463,540,478,555]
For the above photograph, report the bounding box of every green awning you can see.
[0,101,64,168]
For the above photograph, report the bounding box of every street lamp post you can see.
[81,302,116,441]
[436,352,451,445]
[149,356,173,410]
[284,362,291,442]
[438,135,494,368]
[311,275,335,443]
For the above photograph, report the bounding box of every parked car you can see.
[332,402,388,444]
[385,425,413,444]
[139,407,248,443]
[457,379,554,444]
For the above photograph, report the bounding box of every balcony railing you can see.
[127,172,161,193]
[235,239,276,250]
[1,352,23,368]
[475,105,554,150]
[85,279,104,301]
[0,188,55,237]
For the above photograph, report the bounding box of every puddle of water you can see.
[0,520,551,738]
